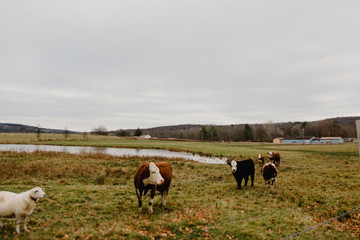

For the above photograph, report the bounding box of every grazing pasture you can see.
[0,133,359,239]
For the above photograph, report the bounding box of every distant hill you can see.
[113,116,360,141]
[0,123,77,134]
[319,116,360,126]
[115,116,360,132]
[2,116,359,141]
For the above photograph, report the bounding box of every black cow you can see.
[227,159,255,189]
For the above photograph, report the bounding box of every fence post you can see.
[357,120,360,158]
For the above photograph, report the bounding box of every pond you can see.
[0,144,227,164]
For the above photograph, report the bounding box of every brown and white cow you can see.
[261,162,278,187]
[257,154,265,167]
[134,162,172,214]
[268,152,280,167]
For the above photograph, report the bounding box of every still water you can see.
[0,144,227,164]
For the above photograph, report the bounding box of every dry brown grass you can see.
[0,138,359,239]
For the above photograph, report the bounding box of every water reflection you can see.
[0,144,227,164]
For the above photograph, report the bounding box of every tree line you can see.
[113,118,358,142]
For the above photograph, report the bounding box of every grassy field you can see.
[0,133,359,239]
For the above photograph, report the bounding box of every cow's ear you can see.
[142,165,150,178]
[227,161,231,166]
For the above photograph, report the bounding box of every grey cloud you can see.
[1,0,360,131]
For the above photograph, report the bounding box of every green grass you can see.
[0,133,359,239]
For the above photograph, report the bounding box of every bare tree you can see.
[263,122,279,142]
[254,125,267,142]
[64,127,69,141]
[82,131,88,141]
[20,126,28,133]
[301,121,307,142]
[91,126,108,135]
[36,125,41,141]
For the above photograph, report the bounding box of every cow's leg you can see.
[136,189,143,213]
[244,176,249,186]
[142,188,151,200]
[161,191,167,208]
[259,160,264,168]
[148,188,156,214]
[236,177,243,189]
[251,173,254,187]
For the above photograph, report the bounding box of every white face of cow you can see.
[144,162,164,186]
[258,154,262,159]
[231,160,237,173]
[268,152,273,157]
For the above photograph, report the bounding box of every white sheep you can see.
[0,187,46,233]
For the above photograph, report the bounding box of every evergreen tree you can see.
[134,127,143,136]
[200,126,208,140]
[243,124,253,141]
[208,125,219,141]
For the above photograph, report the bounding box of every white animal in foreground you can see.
[0,187,46,233]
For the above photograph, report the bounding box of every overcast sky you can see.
[1,1,359,132]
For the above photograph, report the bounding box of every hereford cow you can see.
[227,159,255,189]
[134,162,172,214]
[268,152,280,167]
[257,154,265,167]
[261,162,278,186]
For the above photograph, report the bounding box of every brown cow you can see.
[261,162,278,187]
[134,162,172,213]
[268,152,280,167]
[257,154,265,167]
